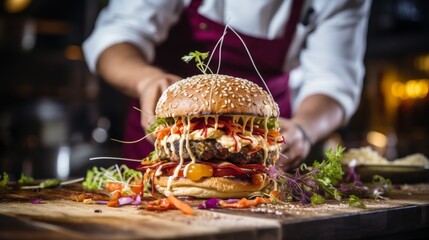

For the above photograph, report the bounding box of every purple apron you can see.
[123,0,303,162]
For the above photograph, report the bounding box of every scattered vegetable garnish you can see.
[82,164,142,194]
[219,197,270,208]
[198,198,221,209]
[21,177,84,190]
[270,145,391,207]
[370,175,392,199]
[31,198,43,204]
[144,195,194,215]
[270,145,345,204]
[39,179,62,188]
[18,173,34,185]
[0,172,10,190]
[182,51,213,74]
[167,195,195,215]
[347,195,366,209]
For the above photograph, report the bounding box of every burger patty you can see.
[156,139,276,165]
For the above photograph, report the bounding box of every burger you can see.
[139,74,283,198]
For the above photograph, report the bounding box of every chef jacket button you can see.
[199,22,208,30]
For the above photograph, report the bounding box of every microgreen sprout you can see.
[82,164,142,193]
[182,51,213,74]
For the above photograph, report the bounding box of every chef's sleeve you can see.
[294,0,372,124]
[83,0,184,73]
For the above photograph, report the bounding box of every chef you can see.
[83,0,371,170]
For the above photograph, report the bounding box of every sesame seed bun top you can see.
[155,74,279,118]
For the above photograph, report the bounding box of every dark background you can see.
[0,0,428,180]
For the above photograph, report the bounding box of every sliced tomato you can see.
[164,168,184,177]
[213,168,247,178]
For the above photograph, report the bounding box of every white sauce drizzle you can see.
[242,116,250,134]
[186,116,197,163]
[263,117,268,140]
[162,138,170,157]
[183,163,192,178]
[167,116,186,191]
[250,117,255,134]
[155,165,163,176]
[169,117,179,157]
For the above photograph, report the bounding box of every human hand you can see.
[276,117,312,170]
[137,73,181,143]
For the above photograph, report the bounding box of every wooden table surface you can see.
[1,183,428,240]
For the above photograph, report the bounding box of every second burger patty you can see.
[157,139,276,165]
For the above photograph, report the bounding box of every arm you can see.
[278,95,343,169]
[97,43,181,137]
[277,0,372,169]
[97,43,170,99]
[82,0,185,136]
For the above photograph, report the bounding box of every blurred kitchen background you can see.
[0,0,428,180]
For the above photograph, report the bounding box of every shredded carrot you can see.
[130,183,142,196]
[145,199,171,211]
[219,197,270,208]
[154,127,171,140]
[167,195,195,215]
[107,191,121,207]
[144,196,194,215]
[106,182,123,193]
[268,130,281,137]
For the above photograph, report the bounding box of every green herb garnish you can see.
[370,175,392,199]
[347,195,366,208]
[18,173,34,185]
[146,117,175,135]
[182,51,213,74]
[311,193,326,205]
[272,145,346,204]
[39,179,62,188]
[312,146,345,200]
[0,172,10,190]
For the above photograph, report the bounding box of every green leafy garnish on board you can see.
[348,195,366,208]
[370,175,392,199]
[311,193,326,205]
[18,173,35,185]
[271,145,346,204]
[182,51,213,74]
[1,172,10,190]
[39,179,62,188]
[312,146,345,200]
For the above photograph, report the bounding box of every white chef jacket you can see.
[83,0,372,123]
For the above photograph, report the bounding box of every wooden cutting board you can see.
[0,186,281,239]
[1,184,429,239]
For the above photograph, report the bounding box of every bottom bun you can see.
[155,175,273,198]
